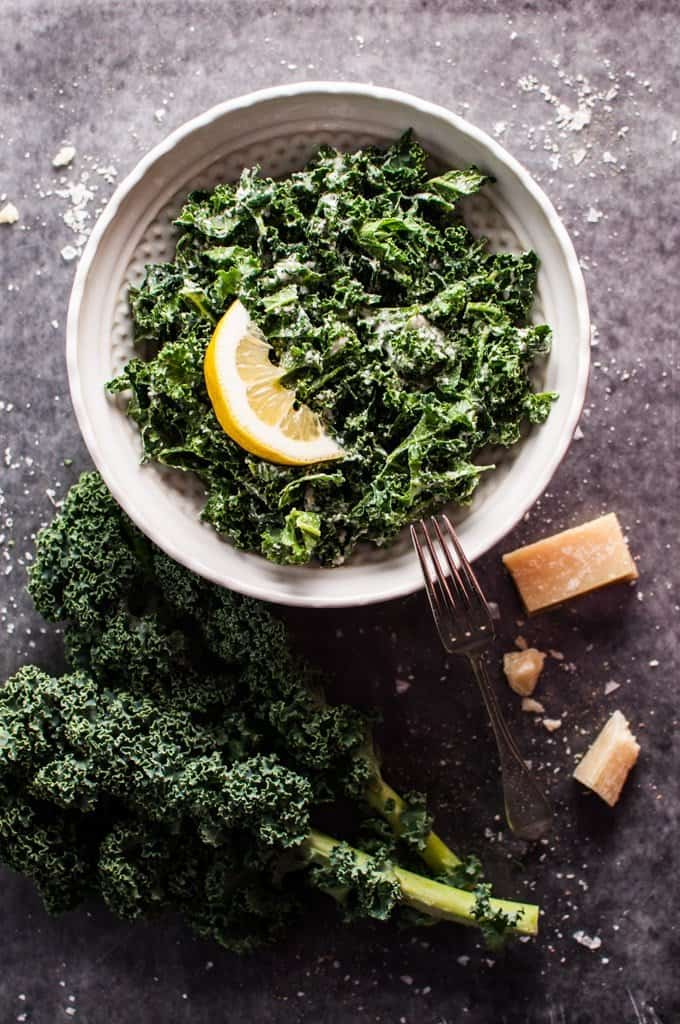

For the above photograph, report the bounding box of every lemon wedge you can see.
[204,300,344,466]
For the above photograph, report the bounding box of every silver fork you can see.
[411,514,552,842]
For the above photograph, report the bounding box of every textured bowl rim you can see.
[66,81,590,607]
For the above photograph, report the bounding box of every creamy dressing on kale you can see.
[109,133,555,566]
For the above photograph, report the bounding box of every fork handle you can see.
[468,652,553,842]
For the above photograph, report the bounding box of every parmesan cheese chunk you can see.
[0,202,19,224]
[521,697,545,713]
[573,710,640,806]
[503,513,638,614]
[503,648,546,696]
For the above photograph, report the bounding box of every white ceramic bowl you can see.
[67,83,590,608]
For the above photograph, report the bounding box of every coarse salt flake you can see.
[53,145,76,168]
[573,930,602,950]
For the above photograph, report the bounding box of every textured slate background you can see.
[1,1,678,1022]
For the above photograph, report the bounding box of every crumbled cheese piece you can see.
[0,202,19,224]
[503,648,546,696]
[521,697,545,714]
[549,649,565,661]
[573,710,639,806]
[572,147,587,166]
[502,513,638,614]
[542,717,562,732]
[53,144,76,168]
[573,930,602,950]
[514,634,528,650]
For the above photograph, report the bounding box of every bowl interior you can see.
[69,86,589,607]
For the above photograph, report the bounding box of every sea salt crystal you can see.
[602,151,617,164]
[543,718,562,732]
[53,145,76,168]
[573,930,602,950]
[573,425,584,440]
[395,679,411,695]
[60,245,79,262]
[586,206,603,223]
[572,148,587,166]
[604,681,620,695]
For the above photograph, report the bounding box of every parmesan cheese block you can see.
[573,710,640,806]
[502,513,638,614]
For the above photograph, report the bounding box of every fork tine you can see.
[441,513,493,621]
[431,516,467,604]
[410,523,448,628]
[421,518,457,612]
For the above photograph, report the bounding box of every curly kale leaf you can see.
[309,842,401,923]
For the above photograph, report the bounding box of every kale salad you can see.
[109,133,555,567]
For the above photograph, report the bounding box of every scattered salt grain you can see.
[395,679,411,695]
[53,144,76,168]
[549,649,565,661]
[400,975,414,986]
[543,718,562,732]
[514,635,528,650]
[457,955,470,967]
[573,426,584,440]
[154,109,166,124]
[604,681,620,695]
[649,659,659,668]
[0,202,19,224]
[586,206,603,224]
[573,930,602,951]
[493,121,508,137]
[671,129,678,145]
[602,151,617,164]
[571,147,587,166]
[60,245,79,262]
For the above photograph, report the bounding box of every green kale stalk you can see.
[108,132,555,566]
[0,473,539,952]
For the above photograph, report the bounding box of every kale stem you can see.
[306,830,539,936]
[365,775,462,872]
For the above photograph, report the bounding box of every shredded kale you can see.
[108,132,555,566]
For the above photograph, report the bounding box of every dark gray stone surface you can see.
[1,1,678,1021]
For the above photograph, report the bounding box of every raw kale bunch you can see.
[0,473,538,952]
[108,133,555,566]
